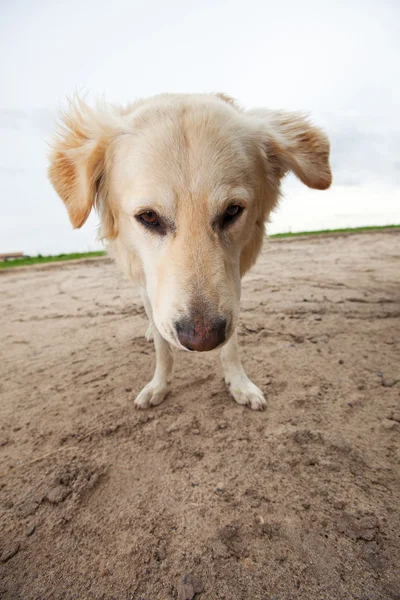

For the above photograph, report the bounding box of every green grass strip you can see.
[269,224,400,239]
[1,225,399,269]
[0,251,105,269]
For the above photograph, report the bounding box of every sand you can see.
[1,231,400,600]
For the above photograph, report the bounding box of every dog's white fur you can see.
[48,93,331,410]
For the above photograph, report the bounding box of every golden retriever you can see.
[48,93,331,411]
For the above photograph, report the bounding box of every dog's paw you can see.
[134,381,170,409]
[227,376,267,411]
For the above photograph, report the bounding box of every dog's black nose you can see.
[175,316,227,352]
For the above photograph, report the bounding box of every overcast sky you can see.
[1,0,399,255]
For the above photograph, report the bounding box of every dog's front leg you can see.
[221,330,267,411]
[134,293,174,409]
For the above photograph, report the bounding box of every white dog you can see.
[48,93,331,411]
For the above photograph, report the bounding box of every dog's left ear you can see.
[48,98,115,231]
[249,109,332,191]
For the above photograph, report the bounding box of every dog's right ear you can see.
[48,98,113,230]
[248,108,332,191]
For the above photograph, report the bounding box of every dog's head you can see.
[48,93,331,351]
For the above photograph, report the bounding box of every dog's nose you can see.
[175,316,227,352]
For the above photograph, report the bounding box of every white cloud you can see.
[0,0,399,254]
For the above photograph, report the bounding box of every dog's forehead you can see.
[111,104,255,210]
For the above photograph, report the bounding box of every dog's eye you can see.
[221,204,244,227]
[136,211,161,228]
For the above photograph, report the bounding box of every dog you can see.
[48,93,331,411]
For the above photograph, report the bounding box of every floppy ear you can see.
[48,99,112,229]
[249,109,332,190]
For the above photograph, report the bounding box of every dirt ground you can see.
[1,232,400,600]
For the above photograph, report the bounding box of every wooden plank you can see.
[0,252,25,261]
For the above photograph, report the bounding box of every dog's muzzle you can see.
[174,315,227,352]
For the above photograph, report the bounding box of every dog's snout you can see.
[175,315,227,352]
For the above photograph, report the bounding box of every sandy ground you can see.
[1,232,400,600]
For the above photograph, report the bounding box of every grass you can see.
[269,224,400,239]
[0,251,105,270]
[1,224,399,270]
